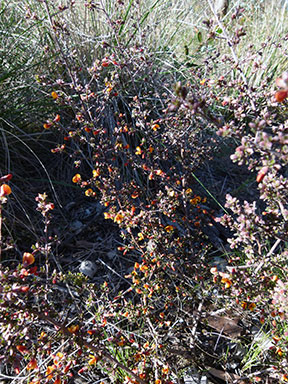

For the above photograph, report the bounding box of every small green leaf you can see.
[197,31,203,43]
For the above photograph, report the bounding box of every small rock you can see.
[79,260,97,278]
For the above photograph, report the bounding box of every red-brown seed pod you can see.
[275,90,288,102]
[0,173,12,183]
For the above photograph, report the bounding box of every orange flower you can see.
[92,169,100,177]
[190,196,201,205]
[53,352,64,366]
[27,358,38,371]
[131,191,139,199]
[165,225,174,232]
[53,377,61,384]
[140,264,148,272]
[85,188,94,197]
[46,365,56,380]
[88,355,98,365]
[221,277,232,289]
[104,212,112,220]
[67,324,79,334]
[241,302,247,310]
[0,184,12,196]
[152,123,160,131]
[54,114,61,122]
[51,91,59,100]
[114,212,124,224]
[16,345,29,355]
[248,303,256,311]
[23,252,35,266]
[162,365,169,375]
[72,174,81,183]
[117,337,125,346]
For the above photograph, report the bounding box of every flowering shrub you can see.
[2,1,288,383]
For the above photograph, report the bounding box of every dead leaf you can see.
[205,315,243,338]
[208,367,243,383]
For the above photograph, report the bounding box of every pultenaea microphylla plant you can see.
[32,1,227,380]
[3,1,288,382]
[36,1,288,381]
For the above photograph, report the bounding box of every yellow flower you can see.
[67,324,79,334]
[165,225,174,232]
[51,91,59,99]
[92,169,101,177]
[221,277,232,289]
[104,212,112,220]
[72,174,81,183]
[114,212,124,224]
[85,188,94,197]
[135,146,142,155]
[138,232,144,241]
[88,355,98,365]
